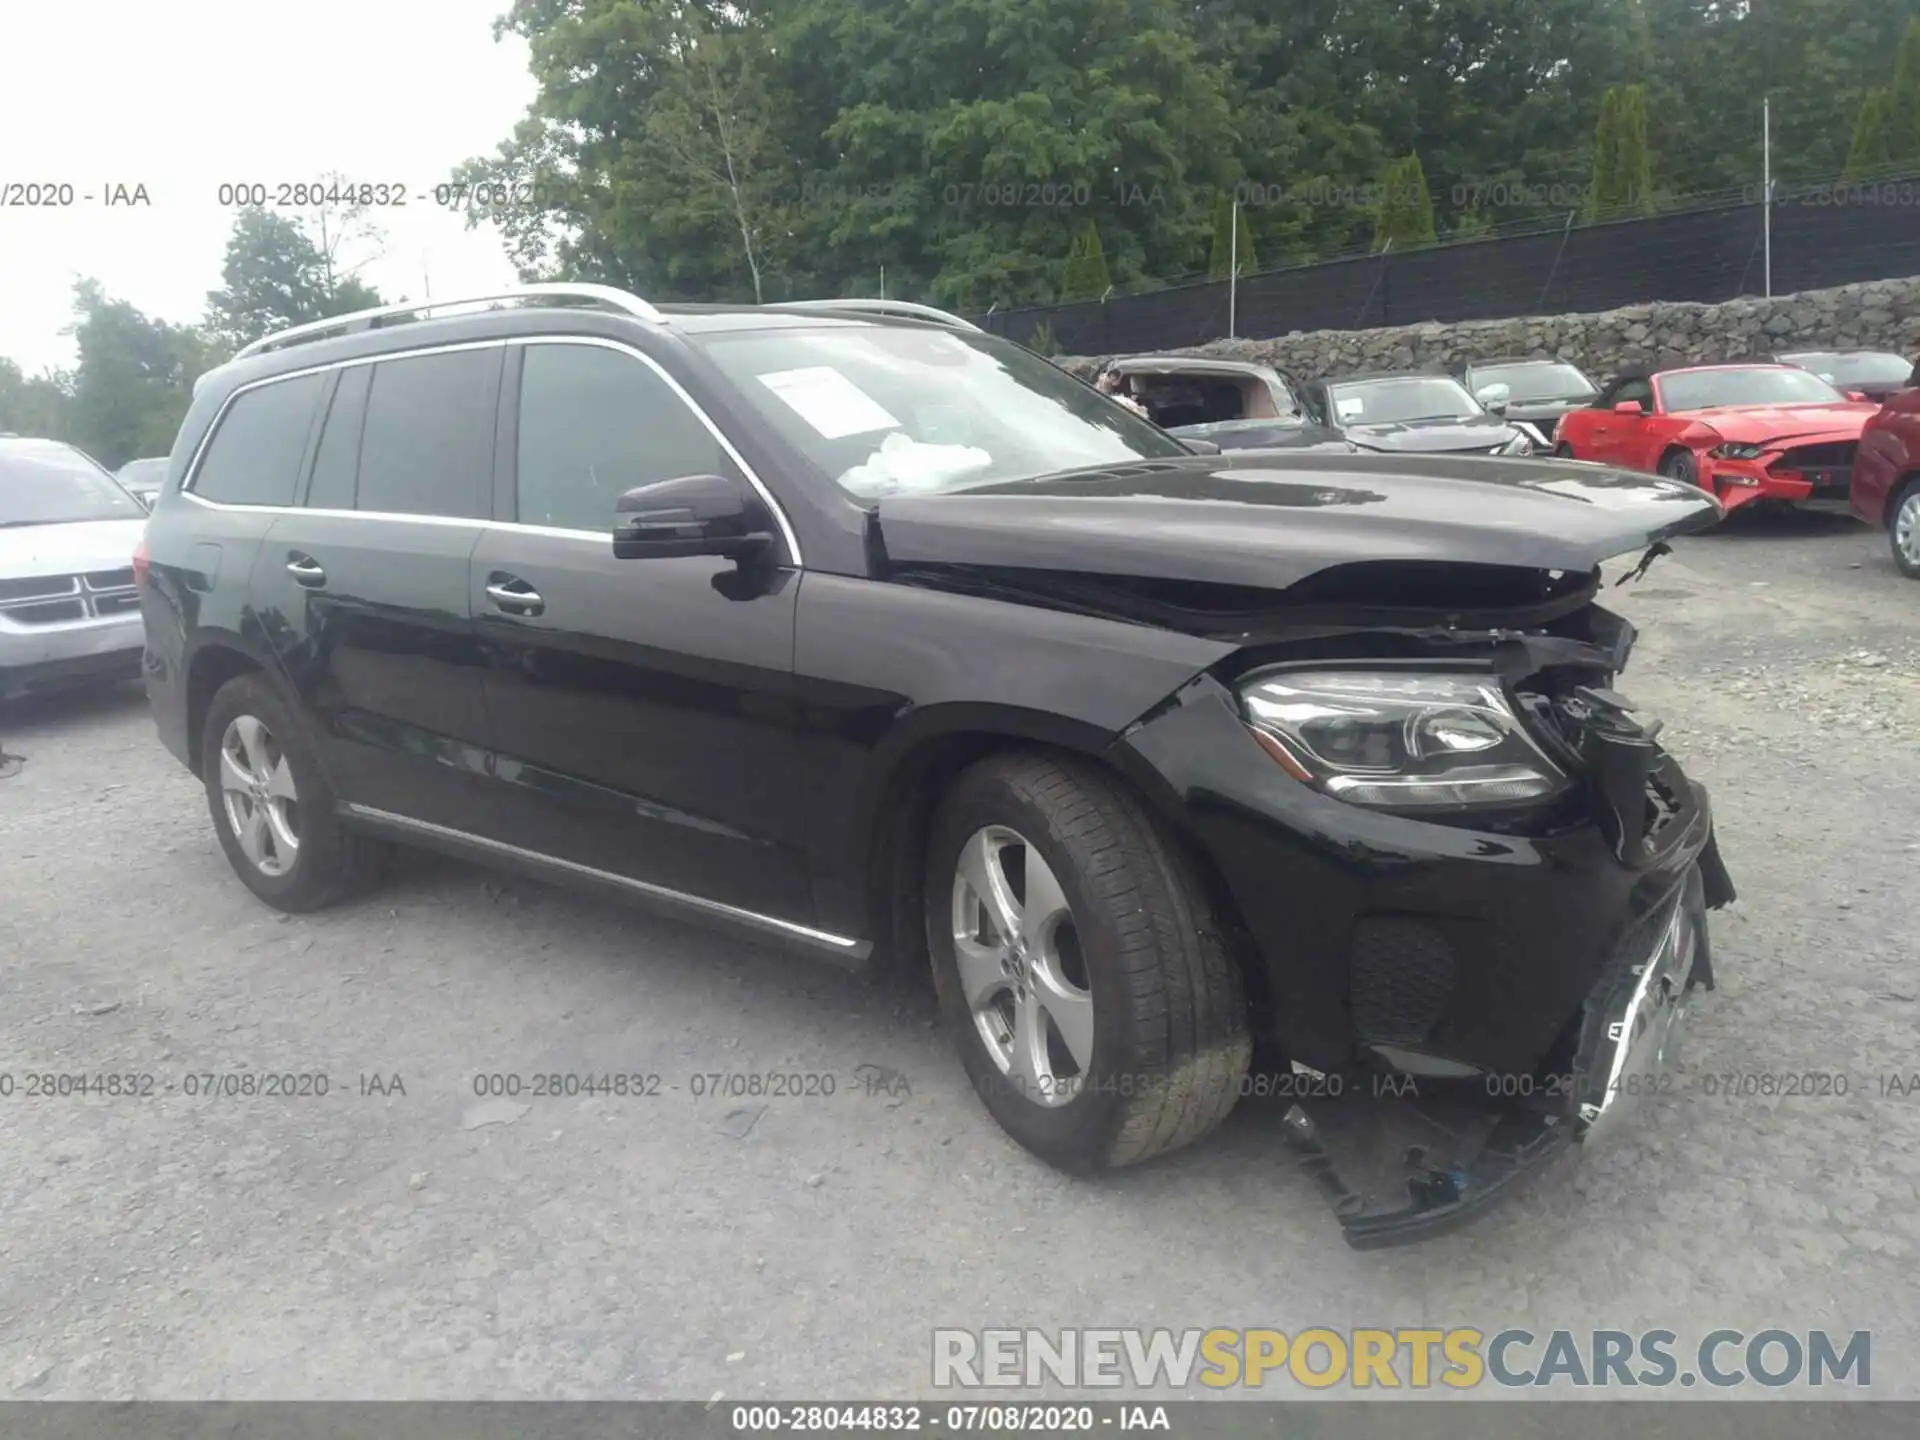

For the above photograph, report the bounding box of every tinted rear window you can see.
[355,348,500,518]
[190,374,327,506]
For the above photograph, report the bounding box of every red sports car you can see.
[1552,363,1883,514]
[1852,382,1920,578]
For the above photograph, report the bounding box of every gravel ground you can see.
[1,505,1917,1402]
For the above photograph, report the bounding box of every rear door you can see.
[469,336,812,923]
[250,343,502,835]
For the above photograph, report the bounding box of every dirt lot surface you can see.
[2,506,1916,1401]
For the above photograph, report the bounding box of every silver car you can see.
[0,438,149,701]
[115,456,169,508]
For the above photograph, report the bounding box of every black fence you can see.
[973,181,1920,355]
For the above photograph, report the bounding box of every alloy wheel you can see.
[218,714,301,877]
[1896,490,1920,569]
[950,825,1094,1108]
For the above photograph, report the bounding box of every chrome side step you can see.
[341,804,871,967]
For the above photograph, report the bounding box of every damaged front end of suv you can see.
[876,452,1736,1246]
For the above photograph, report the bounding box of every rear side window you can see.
[190,374,326,506]
[515,342,729,532]
[354,348,500,518]
[305,364,371,511]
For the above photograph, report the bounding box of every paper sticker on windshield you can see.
[758,367,899,439]
[1335,397,1366,420]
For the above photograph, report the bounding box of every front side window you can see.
[0,441,146,526]
[1658,367,1846,412]
[190,374,327,507]
[1327,376,1483,425]
[355,348,499,519]
[695,324,1188,499]
[515,343,729,532]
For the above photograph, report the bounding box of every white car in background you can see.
[0,437,149,702]
[115,456,170,508]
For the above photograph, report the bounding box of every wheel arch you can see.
[856,705,1262,1030]
[182,632,275,777]
[1885,469,1920,528]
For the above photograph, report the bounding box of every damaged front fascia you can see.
[866,510,1678,653]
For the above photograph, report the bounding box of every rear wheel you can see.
[925,751,1251,1174]
[1891,481,1920,579]
[201,672,373,912]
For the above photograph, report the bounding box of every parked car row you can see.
[1095,348,1920,575]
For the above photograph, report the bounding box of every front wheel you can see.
[1891,481,1920,579]
[1659,448,1701,488]
[925,751,1251,1174]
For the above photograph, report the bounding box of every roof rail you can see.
[773,298,982,333]
[230,283,668,363]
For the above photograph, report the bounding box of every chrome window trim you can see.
[179,335,804,565]
[181,338,511,506]
[507,334,801,564]
[342,804,862,952]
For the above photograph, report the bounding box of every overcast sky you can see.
[0,1,538,374]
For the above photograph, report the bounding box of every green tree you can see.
[1845,89,1896,178]
[203,209,384,354]
[0,359,74,440]
[1586,84,1655,218]
[63,281,210,469]
[1887,18,1920,165]
[1061,222,1112,301]
[1207,195,1257,281]
[1371,154,1436,251]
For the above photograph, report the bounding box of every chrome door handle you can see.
[486,579,544,615]
[285,555,327,587]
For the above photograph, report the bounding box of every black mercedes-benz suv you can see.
[138,285,1735,1246]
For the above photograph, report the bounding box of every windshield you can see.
[1779,352,1915,389]
[117,457,169,488]
[694,325,1189,498]
[0,442,146,526]
[1327,376,1482,425]
[1659,367,1847,412]
[1467,362,1595,403]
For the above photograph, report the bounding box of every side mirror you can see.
[1613,400,1646,416]
[1476,382,1512,415]
[612,473,773,561]
[1180,437,1221,455]
[1846,390,1871,403]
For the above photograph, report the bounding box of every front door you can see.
[471,337,813,923]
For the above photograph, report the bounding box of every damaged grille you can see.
[1776,441,1856,496]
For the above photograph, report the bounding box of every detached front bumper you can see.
[1704,456,1853,511]
[1114,673,1735,1247]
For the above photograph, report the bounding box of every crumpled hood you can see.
[1678,401,1881,447]
[0,518,147,578]
[1342,414,1523,453]
[873,453,1722,592]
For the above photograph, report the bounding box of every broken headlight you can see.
[1709,441,1765,460]
[1240,670,1570,810]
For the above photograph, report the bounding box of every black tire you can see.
[200,671,373,912]
[1552,442,1576,460]
[925,750,1251,1173]
[1890,479,1920,580]
[1659,448,1701,488]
